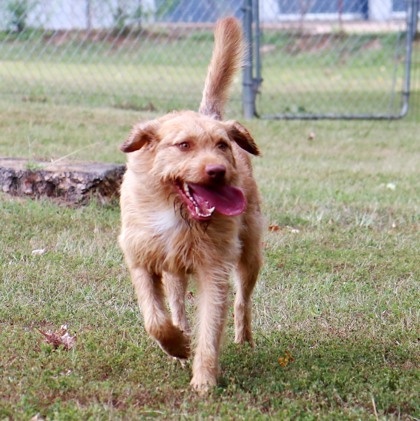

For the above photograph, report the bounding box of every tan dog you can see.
[118,17,263,390]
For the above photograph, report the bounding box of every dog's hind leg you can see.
[234,223,263,347]
[130,267,190,359]
[163,271,190,335]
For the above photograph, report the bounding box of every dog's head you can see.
[120,111,259,221]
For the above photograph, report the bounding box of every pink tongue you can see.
[189,183,246,216]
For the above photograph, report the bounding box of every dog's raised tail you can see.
[199,17,243,120]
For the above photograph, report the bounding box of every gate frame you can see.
[242,0,419,120]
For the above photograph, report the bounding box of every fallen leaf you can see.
[278,350,295,367]
[38,324,76,350]
[32,249,46,256]
[269,224,280,232]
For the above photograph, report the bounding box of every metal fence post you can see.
[400,0,419,117]
[242,0,255,119]
[253,0,263,101]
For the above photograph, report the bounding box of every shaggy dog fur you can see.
[118,17,263,390]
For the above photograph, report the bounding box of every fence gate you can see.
[242,0,419,119]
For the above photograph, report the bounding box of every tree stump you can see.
[0,158,125,205]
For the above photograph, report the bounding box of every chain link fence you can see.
[0,0,418,118]
[0,0,245,113]
[246,0,419,119]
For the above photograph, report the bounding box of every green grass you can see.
[0,97,418,419]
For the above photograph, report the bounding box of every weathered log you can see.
[0,158,125,205]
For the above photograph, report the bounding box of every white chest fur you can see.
[147,207,182,236]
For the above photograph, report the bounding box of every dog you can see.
[118,17,263,391]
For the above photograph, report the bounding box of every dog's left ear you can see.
[120,120,160,153]
[224,121,260,156]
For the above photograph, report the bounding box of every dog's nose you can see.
[206,164,226,181]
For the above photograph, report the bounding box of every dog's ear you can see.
[224,121,260,156]
[120,120,160,153]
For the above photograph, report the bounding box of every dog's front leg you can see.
[129,267,190,359]
[191,268,230,391]
[163,271,190,335]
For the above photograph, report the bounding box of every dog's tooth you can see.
[201,209,212,217]
[184,183,194,202]
[209,206,215,214]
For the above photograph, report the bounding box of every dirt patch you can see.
[282,33,382,55]
[42,28,186,48]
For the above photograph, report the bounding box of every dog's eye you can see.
[217,141,229,151]
[177,142,191,150]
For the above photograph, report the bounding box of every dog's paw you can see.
[234,331,255,348]
[190,374,217,394]
[171,356,189,369]
[158,326,190,360]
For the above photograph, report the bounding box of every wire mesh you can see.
[253,0,418,119]
[0,1,418,119]
[0,0,244,113]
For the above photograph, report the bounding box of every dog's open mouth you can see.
[176,182,246,221]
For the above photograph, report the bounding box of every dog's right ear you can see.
[224,120,261,156]
[120,120,159,153]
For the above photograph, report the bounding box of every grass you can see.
[0,95,419,419]
[0,23,419,420]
